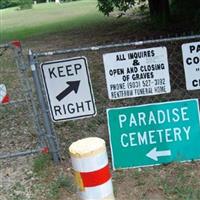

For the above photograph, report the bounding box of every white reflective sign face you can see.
[182,41,200,90]
[103,47,171,100]
[41,57,96,122]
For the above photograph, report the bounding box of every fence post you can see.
[28,49,60,164]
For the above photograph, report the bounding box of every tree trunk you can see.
[148,0,170,24]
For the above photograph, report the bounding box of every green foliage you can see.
[0,0,19,9]
[33,154,51,175]
[36,0,47,2]
[98,0,200,22]
[97,0,137,16]
[48,174,76,200]
[19,0,32,10]
[63,0,80,2]
[160,164,200,199]
[0,0,80,9]
[169,0,200,30]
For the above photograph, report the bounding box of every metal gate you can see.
[0,41,47,159]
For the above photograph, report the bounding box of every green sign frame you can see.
[107,99,200,170]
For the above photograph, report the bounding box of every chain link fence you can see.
[29,34,200,162]
[1,35,200,199]
[0,42,61,199]
[1,35,200,163]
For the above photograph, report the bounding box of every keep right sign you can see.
[182,41,200,90]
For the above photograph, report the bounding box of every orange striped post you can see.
[69,137,115,200]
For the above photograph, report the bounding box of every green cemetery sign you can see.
[107,99,200,170]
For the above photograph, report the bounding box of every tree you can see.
[97,0,170,24]
[0,0,33,10]
[98,0,200,26]
[19,0,32,9]
[0,0,19,9]
[171,0,200,20]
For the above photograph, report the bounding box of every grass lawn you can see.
[1,0,195,44]
[0,0,122,43]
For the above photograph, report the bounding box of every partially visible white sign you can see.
[103,47,171,100]
[182,41,200,90]
[41,57,96,122]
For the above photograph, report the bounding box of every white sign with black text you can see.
[182,41,200,90]
[103,47,171,100]
[41,57,96,122]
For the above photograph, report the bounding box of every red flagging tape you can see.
[2,95,10,104]
[80,164,111,187]
[11,40,21,48]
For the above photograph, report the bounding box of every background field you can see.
[1,0,194,43]
[1,1,200,200]
[0,0,129,42]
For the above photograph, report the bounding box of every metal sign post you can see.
[29,50,60,163]
[11,41,45,147]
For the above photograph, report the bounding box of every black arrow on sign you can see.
[56,80,80,101]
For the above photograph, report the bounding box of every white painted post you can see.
[69,137,115,200]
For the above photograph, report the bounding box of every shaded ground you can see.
[24,15,199,51]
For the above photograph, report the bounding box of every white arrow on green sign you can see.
[107,99,200,170]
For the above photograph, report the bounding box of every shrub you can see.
[19,0,32,10]
[33,154,51,175]
[0,0,20,9]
